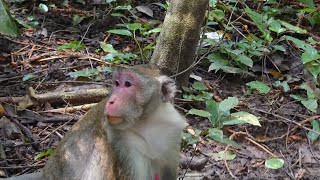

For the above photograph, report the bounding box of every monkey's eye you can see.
[124,81,132,87]
[114,80,120,86]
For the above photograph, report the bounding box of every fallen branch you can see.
[41,103,97,113]
[0,86,108,109]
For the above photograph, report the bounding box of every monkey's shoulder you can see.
[70,99,107,131]
[43,99,111,179]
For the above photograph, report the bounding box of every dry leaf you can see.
[136,5,153,17]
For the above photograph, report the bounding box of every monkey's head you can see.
[105,65,176,129]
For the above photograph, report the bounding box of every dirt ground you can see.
[1,1,320,180]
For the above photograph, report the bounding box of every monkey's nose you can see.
[109,101,114,104]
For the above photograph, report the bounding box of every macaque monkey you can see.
[5,65,187,180]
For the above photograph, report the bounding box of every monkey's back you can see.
[42,99,117,180]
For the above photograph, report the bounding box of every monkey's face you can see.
[105,68,160,129]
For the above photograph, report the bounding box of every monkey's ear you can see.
[157,76,177,102]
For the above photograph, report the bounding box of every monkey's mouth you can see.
[107,115,124,125]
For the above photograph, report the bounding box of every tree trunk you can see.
[150,0,208,86]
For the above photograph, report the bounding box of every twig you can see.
[43,118,74,140]
[224,132,239,179]
[251,108,320,135]
[0,164,45,169]
[9,118,39,150]
[245,137,278,157]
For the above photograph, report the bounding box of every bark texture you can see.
[150,0,208,86]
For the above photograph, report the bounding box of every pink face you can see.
[105,71,140,124]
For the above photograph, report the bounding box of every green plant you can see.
[183,81,260,147]
[290,82,319,112]
[246,80,271,94]
[210,150,236,161]
[34,149,54,160]
[204,4,320,83]
[57,40,85,51]
[106,6,163,60]
[307,120,320,143]
[100,42,137,63]
[0,0,19,37]
[183,81,213,102]
[206,97,260,128]
[68,66,112,80]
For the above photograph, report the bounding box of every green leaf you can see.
[290,94,306,101]
[0,0,19,37]
[182,132,199,146]
[307,120,320,143]
[219,97,239,112]
[300,83,316,99]
[72,15,84,26]
[301,99,318,112]
[236,54,253,67]
[308,64,320,79]
[97,66,113,73]
[210,9,225,21]
[265,158,284,169]
[187,109,212,118]
[274,81,290,92]
[221,66,246,74]
[183,92,213,102]
[207,128,239,147]
[284,36,308,49]
[34,149,54,160]
[269,20,286,34]
[107,29,132,37]
[211,150,236,161]
[245,7,269,37]
[209,0,218,7]
[68,68,99,78]
[111,13,126,18]
[225,111,261,126]
[206,100,220,125]
[207,53,226,62]
[143,27,161,35]
[114,5,132,10]
[105,0,116,3]
[100,42,117,53]
[22,74,36,81]
[76,0,85,4]
[284,36,318,63]
[301,49,319,64]
[273,45,286,52]
[299,0,315,8]
[15,18,32,29]
[280,21,307,34]
[192,81,208,91]
[57,40,85,50]
[208,59,229,72]
[246,81,271,94]
[39,3,48,13]
[126,23,142,31]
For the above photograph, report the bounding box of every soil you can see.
[0,1,320,180]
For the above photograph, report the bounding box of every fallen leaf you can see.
[180,156,208,171]
[136,5,153,17]
[0,116,24,140]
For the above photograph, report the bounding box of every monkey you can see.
[4,65,187,180]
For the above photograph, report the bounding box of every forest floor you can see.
[1,0,320,180]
